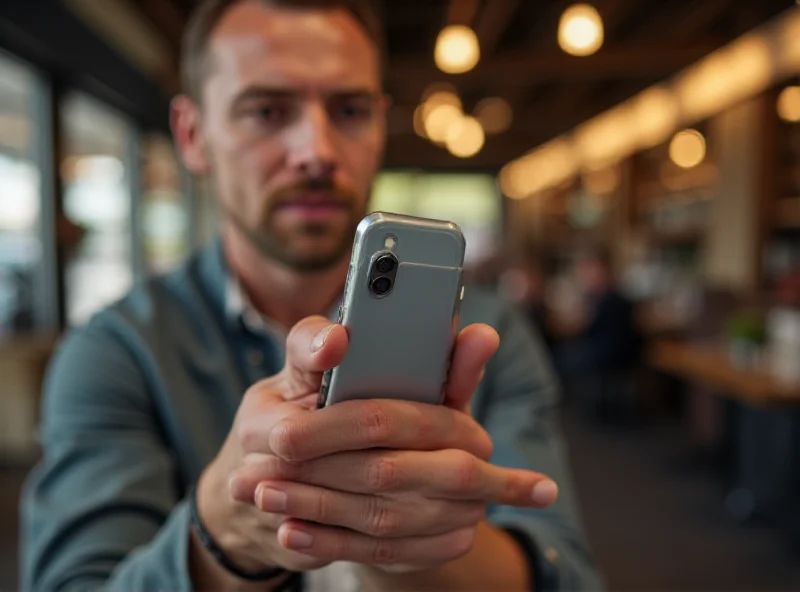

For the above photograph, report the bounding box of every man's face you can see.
[176,1,387,271]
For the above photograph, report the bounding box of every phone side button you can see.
[317,383,329,408]
[318,369,332,408]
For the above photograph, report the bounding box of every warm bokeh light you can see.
[501,138,577,198]
[445,115,485,158]
[499,7,800,198]
[416,89,462,140]
[421,90,462,118]
[676,36,771,122]
[473,97,513,134]
[424,103,463,144]
[434,25,480,74]
[631,87,680,149]
[777,86,800,122]
[422,81,459,100]
[558,4,604,57]
[413,104,427,138]
[669,129,706,169]
[573,106,632,170]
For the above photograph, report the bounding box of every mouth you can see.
[273,193,350,222]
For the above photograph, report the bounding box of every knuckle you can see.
[269,419,300,460]
[452,451,481,492]
[367,455,399,492]
[411,406,436,442]
[372,538,398,564]
[236,419,259,452]
[365,497,401,537]
[314,489,335,522]
[359,400,393,443]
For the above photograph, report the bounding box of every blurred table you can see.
[647,339,800,407]
[647,338,800,530]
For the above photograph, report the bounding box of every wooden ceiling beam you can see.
[596,0,642,38]
[627,0,730,41]
[473,0,520,56]
[383,132,538,170]
[445,0,480,27]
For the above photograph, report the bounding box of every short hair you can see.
[181,0,385,101]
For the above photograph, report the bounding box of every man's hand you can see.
[195,316,559,579]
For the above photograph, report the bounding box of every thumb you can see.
[444,324,500,414]
[281,315,348,400]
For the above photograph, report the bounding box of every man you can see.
[21,1,601,590]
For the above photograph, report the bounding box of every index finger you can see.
[259,449,559,508]
[269,398,494,462]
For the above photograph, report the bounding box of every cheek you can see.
[343,134,384,188]
[215,141,283,201]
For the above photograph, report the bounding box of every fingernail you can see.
[311,326,334,353]
[256,485,287,512]
[285,528,314,549]
[532,480,559,506]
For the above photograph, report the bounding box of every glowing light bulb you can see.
[435,25,480,74]
[558,4,604,57]
[777,86,800,123]
[669,129,706,169]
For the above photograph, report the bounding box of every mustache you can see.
[271,178,357,205]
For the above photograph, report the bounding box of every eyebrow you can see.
[230,86,381,111]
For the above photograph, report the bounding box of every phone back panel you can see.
[321,212,465,407]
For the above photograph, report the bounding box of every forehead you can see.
[206,1,381,96]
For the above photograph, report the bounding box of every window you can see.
[61,92,133,326]
[370,171,502,265]
[141,134,189,273]
[0,53,42,336]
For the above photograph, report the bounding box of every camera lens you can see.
[375,255,396,274]
[371,276,392,296]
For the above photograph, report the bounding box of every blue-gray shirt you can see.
[20,239,601,591]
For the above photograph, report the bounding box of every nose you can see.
[286,101,338,177]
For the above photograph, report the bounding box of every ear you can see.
[170,95,211,175]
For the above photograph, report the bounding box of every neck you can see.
[222,226,348,330]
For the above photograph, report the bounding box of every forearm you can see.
[358,521,531,592]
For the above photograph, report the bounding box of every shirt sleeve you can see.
[20,320,194,592]
[476,301,604,592]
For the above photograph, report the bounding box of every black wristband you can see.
[188,484,291,583]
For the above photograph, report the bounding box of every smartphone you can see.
[318,212,466,408]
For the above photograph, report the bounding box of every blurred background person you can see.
[552,248,642,420]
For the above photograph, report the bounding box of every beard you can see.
[222,177,366,273]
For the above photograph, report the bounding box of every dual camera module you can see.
[369,252,398,297]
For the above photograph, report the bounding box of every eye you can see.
[253,104,288,124]
[330,100,373,124]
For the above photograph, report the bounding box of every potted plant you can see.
[725,311,766,369]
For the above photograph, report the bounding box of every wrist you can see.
[193,461,287,579]
[196,461,264,572]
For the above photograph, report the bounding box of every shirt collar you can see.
[223,257,342,338]
[225,274,281,337]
